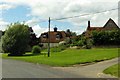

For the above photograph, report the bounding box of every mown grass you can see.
[103,63,120,77]
[2,48,119,67]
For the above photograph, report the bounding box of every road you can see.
[2,59,82,78]
[2,58,119,78]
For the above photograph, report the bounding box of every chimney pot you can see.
[54,27,57,32]
[88,21,90,27]
[87,21,90,30]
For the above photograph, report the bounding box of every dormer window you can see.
[42,33,48,38]
[56,34,60,38]
[56,33,63,40]
[43,35,47,38]
[56,34,60,40]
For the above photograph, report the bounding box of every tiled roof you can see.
[87,27,103,31]
[83,18,119,38]
[40,31,67,43]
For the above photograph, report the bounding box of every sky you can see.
[0,0,119,37]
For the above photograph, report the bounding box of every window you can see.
[42,33,48,38]
[56,34,60,40]
[56,34,60,38]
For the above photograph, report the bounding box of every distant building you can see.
[82,18,120,38]
[40,27,68,48]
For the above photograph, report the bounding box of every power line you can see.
[51,7,119,21]
[38,7,119,23]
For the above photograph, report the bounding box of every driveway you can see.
[53,57,119,78]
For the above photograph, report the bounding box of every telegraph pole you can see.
[48,17,50,57]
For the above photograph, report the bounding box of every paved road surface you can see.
[2,59,82,78]
[53,58,119,78]
[2,58,119,78]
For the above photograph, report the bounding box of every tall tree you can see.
[2,23,30,56]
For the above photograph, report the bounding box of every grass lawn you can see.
[2,48,119,67]
[103,63,120,77]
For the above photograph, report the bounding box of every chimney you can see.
[54,27,57,32]
[87,21,90,30]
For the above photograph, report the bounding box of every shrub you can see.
[85,39,93,49]
[85,45,91,49]
[77,40,84,46]
[51,46,61,52]
[50,44,67,52]
[92,30,120,45]
[32,45,41,54]
[81,39,93,49]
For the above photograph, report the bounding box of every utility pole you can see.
[48,17,50,57]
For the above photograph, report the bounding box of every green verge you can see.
[2,48,119,67]
[103,63,120,77]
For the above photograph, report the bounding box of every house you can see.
[82,18,119,38]
[40,27,68,48]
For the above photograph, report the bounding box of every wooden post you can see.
[48,17,50,57]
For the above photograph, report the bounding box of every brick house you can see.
[82,18,120,38]
[40,27,68,48]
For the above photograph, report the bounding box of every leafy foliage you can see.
[70,35,93,49]
[42,44,67,52]
[51,44,67,52]
[2,23,30,55]
[29,27,39,47]
[92,30,120,45]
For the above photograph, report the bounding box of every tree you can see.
[66,29,76,37]
[29,27,39,47]
[66,29,77,44]
[2,23,30,56]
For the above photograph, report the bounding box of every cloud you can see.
[0,4,15,10]
[32,25,46,37]
[0,19,9,31]
[25,18,40,26]
[32,24,54,37]
[1,0,119,35]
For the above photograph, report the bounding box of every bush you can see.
[51,46,61,52]
[85,45,92,49]
[50,44,67,52]
[2,23,30,56]
[32,45,41,54]
[77,40,84,46]
[85,39,93,49]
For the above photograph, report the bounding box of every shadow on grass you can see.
[7,54,33,57]
[7,52,48,57]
